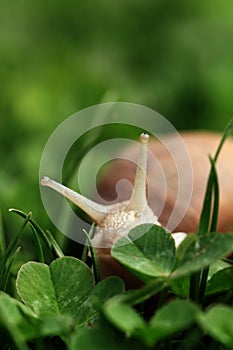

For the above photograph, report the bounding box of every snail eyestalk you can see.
[126,132,150,212]
[40,176,107,224]
[41,132,161,248]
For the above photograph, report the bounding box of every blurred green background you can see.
[1,0,233,240]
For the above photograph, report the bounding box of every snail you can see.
[41,131,233,288]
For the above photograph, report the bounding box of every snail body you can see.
[41,131,233,288]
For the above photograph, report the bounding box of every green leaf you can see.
[17,261,59,317]
[112,224,176,282]
[69,325,146,350]
[208,259,231,277]
[175,233,196,262]
[16,257,124,331]
[69,327,119,350]
[16,257,94,319]
[75,276,125,326]
[198,305,233,349]
[103,300,146,336]
[0,292,40,349]
[173,232,233,278]
[171,275,190,297]
[144,299,199,346]
[40,314,74,337]
[103,298,199,347]
[172,260,230,297]
[206,266,233,295]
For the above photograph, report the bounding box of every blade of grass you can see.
[81,223,95,262]
[30,225,45,263]
[214,119,233,161]
[9,208,64,259]
[189,273,201,302]
[209,158,219,233]
[190,119,232,302]
[0,212,31,290]
[2,247,21,291]
[0,210,6,256]
[45,229,64,258]
[9,208,52,248]
[222,258,233,265]
[198,158,219,303]
[83,225,100,284]
[190,157,219,300]
[198,119,233,235]
[0,212,31,273]
[197,158,219,235]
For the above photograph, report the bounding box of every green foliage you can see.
[0,292,40,350]
[104,299,199,347]
[173,232,233,278]
[112,224,233,282]
[112,224,176,281]
[16,257,94,319]
[16,256,124,325]
[1,124,233,348]
[0,212,31,291]
[206,267,233,295]
[2,213,233,348]
[69,325,145,350]
[0,253,124,349]
[198,305,233,349]
[1,1,233,347]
